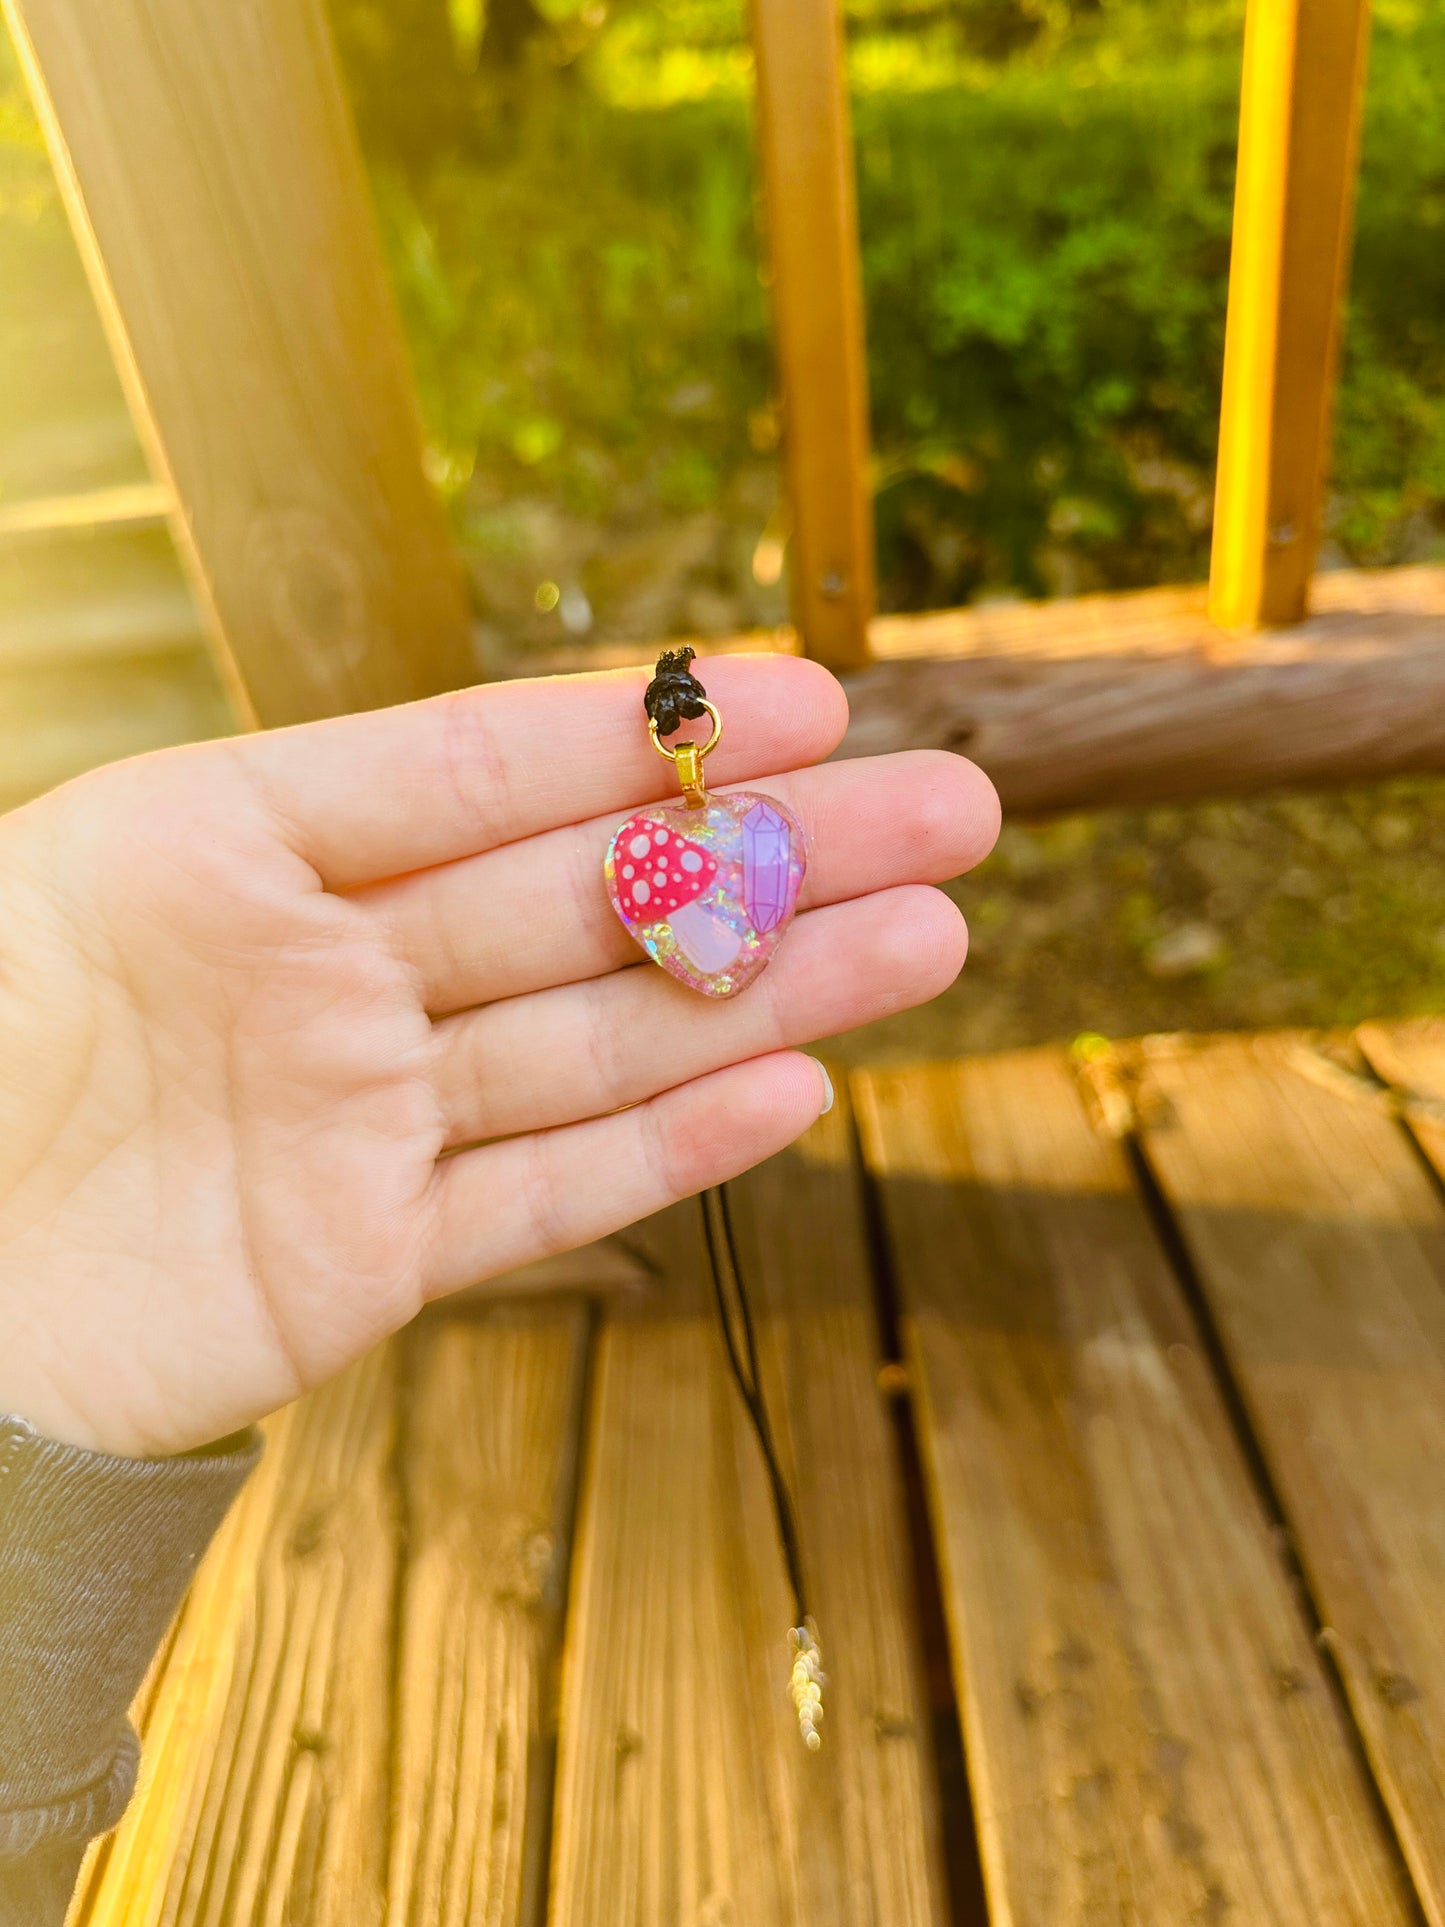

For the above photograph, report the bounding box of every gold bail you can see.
[647,698,723,810]
[674,739,706,806]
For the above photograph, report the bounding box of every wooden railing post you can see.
[3,0,474,727]
[1209,0,1372,630]
[748,0,874,671]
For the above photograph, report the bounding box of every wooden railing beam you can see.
[518,567,1445,815]
[4,0,475,727]
[842,569,1445,812]
[1209,0,1373,629]
[748,0,875,670]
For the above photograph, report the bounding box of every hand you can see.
[0,657,997,1458]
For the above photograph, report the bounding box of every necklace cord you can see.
[644,643,822,1743]
[700,1186,809,1627]
[643,647,710,738]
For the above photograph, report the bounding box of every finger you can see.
[236,655,848,890]
[365,749,999,1014]
[434,886,965,1146]
[422,1051,834,1299]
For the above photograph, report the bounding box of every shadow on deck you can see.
[67,1021,1445,1927]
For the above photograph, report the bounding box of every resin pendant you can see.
[605,791,806,998]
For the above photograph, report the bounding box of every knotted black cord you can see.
[700,1185,809,1627]
[642,646,709,738]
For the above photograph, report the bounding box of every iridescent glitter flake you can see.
[605,791,806,998]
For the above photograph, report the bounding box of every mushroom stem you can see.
[667,900,743,974]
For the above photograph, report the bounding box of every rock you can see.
[1144,923,1225,979]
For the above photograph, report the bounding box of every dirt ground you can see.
[835,776,1445,1065]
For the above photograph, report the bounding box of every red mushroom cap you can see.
[614,816,716,923]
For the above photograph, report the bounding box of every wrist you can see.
[0,1373,125,1459]
[0,1293,153,1459]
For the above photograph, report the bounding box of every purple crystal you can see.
[741,801,792,934]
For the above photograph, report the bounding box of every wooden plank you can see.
[0,522,223,810]
[4,0,474,726]
[0,653,232,813]
[0,523,205,671]
[1125,1032,1445,1923]
[1209,0,1372,628]
[0,481,171,539]
[0,587,204,671]
[549,1094,946,1924]
[853,1048,1418,1926]
[749,0,875,672]
[519,563,1445,814]
[843,563,1445,812]
[1356,1017,1445,1184]
[21,543,1445,818]
[72,1301,593,1927]
[389,1303,590,1927]
[72,1349,400,1927]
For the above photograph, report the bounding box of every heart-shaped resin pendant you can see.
[605,791,806,998]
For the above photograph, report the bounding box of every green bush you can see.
[855,56,1239,601]
[351,0,1445,612]
[5,0,1444,612]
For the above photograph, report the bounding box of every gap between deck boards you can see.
[66,1026,1445,1927]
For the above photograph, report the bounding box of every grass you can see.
[337,0,1445,627]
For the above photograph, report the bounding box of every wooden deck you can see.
[67,1022,1445,1927]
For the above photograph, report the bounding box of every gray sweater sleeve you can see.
[0,1414,261,1924]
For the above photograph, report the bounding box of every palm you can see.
[0,758,443,1456]
[0,659,996,1458]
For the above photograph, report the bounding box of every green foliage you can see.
[855,55,1238,601]
[340,0,1445,610]
[369,82,772,535]
[1331,13,1445,565]
[4,0,1444,597]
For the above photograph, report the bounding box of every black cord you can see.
[643,647,709,738]
[700,1185,809,1627]
[643,635,822,1740]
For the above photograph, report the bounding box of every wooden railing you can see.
[749,0,1376,651]
[2,0,474,729]
[1208,0,1373,627]
[748,0,874,672]
[9,0,1444,817]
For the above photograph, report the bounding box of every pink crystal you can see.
[742,801,793,934]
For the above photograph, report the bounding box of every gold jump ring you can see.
[648,699,722,806]
[647,700,724,764]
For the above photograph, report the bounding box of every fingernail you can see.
[806,1057,835,1115]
